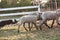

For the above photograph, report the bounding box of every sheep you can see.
[22,13,39,31]
[3,19,17,25]
[22,13,51,31]
[10,19,18,25]
[16,15,39,32]
[0,19,18,29]
[39,10,60,30]
[46,9,60,28]
[0,21,6,28]
[16,13,52,33]
[49,9,60,28]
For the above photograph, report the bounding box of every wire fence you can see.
[40,1,60,11]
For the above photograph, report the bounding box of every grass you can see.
[0,21,60,40]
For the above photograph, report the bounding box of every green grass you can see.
[0,15,22,19]
[0,24,60,40]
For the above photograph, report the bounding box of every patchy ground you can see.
[0,21,60,40]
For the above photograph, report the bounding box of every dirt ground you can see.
[0,20,60,40]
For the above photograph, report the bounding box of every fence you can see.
[0,5,40,21]
[41,1,60,11]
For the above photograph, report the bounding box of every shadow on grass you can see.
[0,27,60,40]
[0,29,41,37]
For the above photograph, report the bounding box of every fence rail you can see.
[0,6,39,11]
[0,11,38,16]
[0,5,40,20]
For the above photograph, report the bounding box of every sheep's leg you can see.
[17,22,22,33]
[44,19,55,29]
[33,22,38,30]
[39,19,46,30]
[50,19,55,28]
[44,22,50,29]
[30,23,33,30]
[28,23,31,31]
[23,23,28,31]
[56,17,60,25]
[18,25,20,33]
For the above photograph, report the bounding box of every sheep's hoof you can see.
[37,29,39,30]
[18,30,19,33]
[49,26,54,29]
[29,29,31,31]
[50,27,53,28]
[39,27,42,31]
[48,27,51,29]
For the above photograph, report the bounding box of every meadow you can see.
[0,21,60,40]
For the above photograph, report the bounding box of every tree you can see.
[1,0,32,8]
[1,1,8,8]
[16,0,32,6]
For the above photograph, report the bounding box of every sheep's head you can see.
[37,13,42,20]
[56,9,60,16]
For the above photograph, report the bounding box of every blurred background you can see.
[0,0,59,19]
[0,0,60,11]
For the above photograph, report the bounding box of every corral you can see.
[0,0,60,40]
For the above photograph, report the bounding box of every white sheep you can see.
[16,12,52,33]
[39,10,60,30]
[17,15,39,32]
[24,13,52,30]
